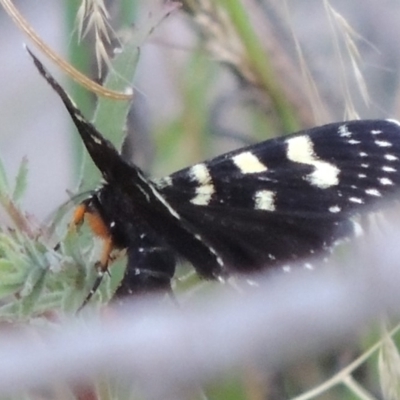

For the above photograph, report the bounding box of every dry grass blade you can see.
[77,0,111,40]
[282,0,329,125]
[323,0,370,119]
[76,0,115,77]
[187,1,257,84]
[330,8,370,107]
[0,0,132,100]
[184,0,324,129]
[183,0,302,133]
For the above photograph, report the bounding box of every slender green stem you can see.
[64,0,94,184]
[219,0,298,132]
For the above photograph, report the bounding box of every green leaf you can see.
[18,269,47,316]
[12,156,29,203]
[0,156,10,194]
[79,33,140,192]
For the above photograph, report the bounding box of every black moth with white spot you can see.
[30,51,400,303]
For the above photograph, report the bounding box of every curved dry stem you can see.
[282,0,330,125]
[323,0,370,119]
[0,0,132,100]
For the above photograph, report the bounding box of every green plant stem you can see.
[219,0,299,132]
[64,0,94,184]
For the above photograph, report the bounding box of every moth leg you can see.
[71,202,116,310]
[78,235,114,311]
[52,203,89,252]
[70,203,87,230]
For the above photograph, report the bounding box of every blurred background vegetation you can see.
[0,0,400,399]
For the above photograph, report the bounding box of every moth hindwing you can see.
[29,50,400,307]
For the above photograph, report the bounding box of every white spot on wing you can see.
[359,152,368,157]
[286,135,340,188]
[382,166,397,172]
[190,164,215,206]
[254,190,276,211]
[384,154,398,161]
[375,140,392,147]
[371,129,382,135]
[349,197,363,204]
[339,124,352,137]
[379,177,393,185]
[190,164,211,184]
[191,184,215,205]
[329,205,341,213]
[232,152,267,174]
[348,139,361,145]
[365,188,381,196]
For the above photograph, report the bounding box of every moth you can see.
[29,50,400,306]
